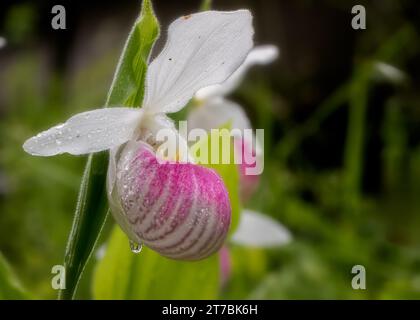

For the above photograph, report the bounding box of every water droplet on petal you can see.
[129,240,143,254]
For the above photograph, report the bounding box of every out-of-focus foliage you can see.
[0,252,31,299]
[1,0,420,300]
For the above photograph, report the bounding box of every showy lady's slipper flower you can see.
[188,45,279,202]
[23,10,254,261]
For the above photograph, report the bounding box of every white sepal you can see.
[23,108,142,156]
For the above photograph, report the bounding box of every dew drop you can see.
[129,240,143,254]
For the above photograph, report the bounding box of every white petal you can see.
[195,45,279,100]
[143,10,254,114]
[231,209,292,248]
[23,108,142,156]
[187,97,251,134]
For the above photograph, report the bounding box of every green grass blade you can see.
[343,66,370,215]
[58,0,159,299]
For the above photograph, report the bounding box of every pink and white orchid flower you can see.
[23,10,254,261]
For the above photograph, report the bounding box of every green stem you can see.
[58,152,109,299]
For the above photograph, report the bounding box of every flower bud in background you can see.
[0,37,6,49]
[373,61,406,85]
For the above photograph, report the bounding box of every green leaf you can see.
[59,0,160,299]
[0,252,31,299]
[106,0,160,107]
[93,226,220,299]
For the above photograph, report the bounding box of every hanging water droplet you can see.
[129,240,143,254]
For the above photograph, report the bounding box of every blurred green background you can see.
[1,0,420,299]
